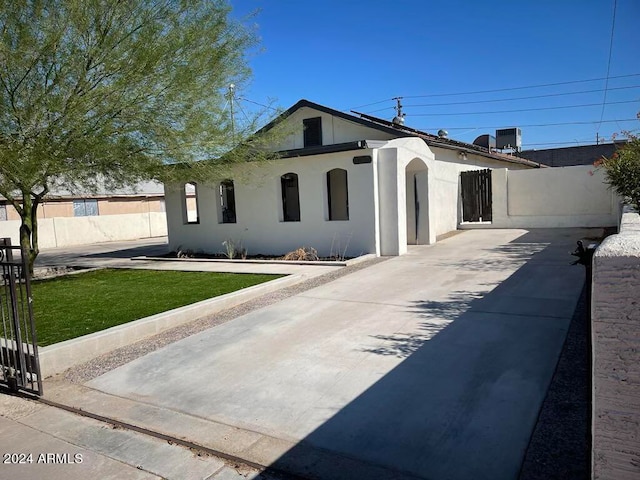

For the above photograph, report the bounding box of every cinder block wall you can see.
[461,166,619,230]
[592,205,640,479]
[0,212,168,248]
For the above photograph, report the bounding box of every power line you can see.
[597,0,618,132]
[236,96,280,111]
[417,118,639,131]
[235,98,253,127]
[363,85,640,113]
[350,98,395,110]
[407,99,638,117]
[406,73,640,98]
[349,72,640,110]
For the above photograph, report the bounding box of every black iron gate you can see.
[461,169,492,222]
[0,238,42,396]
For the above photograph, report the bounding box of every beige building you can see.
[0,182,168,248]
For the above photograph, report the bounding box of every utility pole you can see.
[392,97,405,125]
[228,83,235,143]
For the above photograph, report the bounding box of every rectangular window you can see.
[0,204,6,221]
[303,117,322,147]
[73,199,99,217]
[182,182,199,224]
[281,173,300,222]
[327,169,349,221]
[220,180,236,223]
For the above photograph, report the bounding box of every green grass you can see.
[31,269,283,346]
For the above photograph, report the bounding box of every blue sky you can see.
[229,0,640,149]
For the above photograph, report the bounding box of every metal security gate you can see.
[0,238,42,396]
[461,169,492,222]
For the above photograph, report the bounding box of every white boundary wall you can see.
[592,205,640,479]
[461,165,619,229]
[0,212,167,248]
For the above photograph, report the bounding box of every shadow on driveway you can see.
[265,231,586,480]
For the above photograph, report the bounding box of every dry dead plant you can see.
[282,247,319,261]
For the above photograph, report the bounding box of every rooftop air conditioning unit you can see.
[496,128,522,151]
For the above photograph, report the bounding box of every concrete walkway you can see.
[0,394,274,479]
[37,228,596,480]
[35,236,343,277]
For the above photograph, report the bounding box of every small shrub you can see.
[597,134,640,211]
[282,246,319,261]
[176,246,195,258]
[329,232,353,261]
[222,239,247,260]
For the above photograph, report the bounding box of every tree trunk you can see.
[18,195,39,276]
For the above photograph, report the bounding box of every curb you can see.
[38,274,303,378]
[133,253,377,267]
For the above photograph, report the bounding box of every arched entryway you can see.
[405,158,430,245]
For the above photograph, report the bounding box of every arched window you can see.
[219,179,236,223]
[182,182,199,224]
[327,168,349,221]
[281,173,300,222]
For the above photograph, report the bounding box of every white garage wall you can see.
[166,151,378,258]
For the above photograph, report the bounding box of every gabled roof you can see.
[270,99,542,168]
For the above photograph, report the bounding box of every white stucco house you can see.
[164,99,541,258]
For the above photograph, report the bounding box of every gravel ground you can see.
[518,284,591,480]
[64,256,389,384]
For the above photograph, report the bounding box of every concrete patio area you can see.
[38,227,595,480]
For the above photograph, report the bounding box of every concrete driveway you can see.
[76,228,592,479]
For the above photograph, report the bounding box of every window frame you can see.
[219,179,237,224]
[326,168,349,221]
[182,182,200,224]
[303,117,322,148]
[280,173,301,222]
[73,199,99,217]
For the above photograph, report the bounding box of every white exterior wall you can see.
[376,147,407,256]
[374,138,527,255]
[0,212,167,248]
[592,206,640,479]
[166,151,378,258]
[427,147,530,237]
[374,138,531,255]
[476,166,618,229]
[271,107,396,151]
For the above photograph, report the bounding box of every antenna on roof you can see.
[392,97,405,126]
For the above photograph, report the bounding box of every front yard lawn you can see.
[31,269,283,346]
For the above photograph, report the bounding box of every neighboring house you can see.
[520,141,625,167]
[0,181,168,248]
[164,99,541,258]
